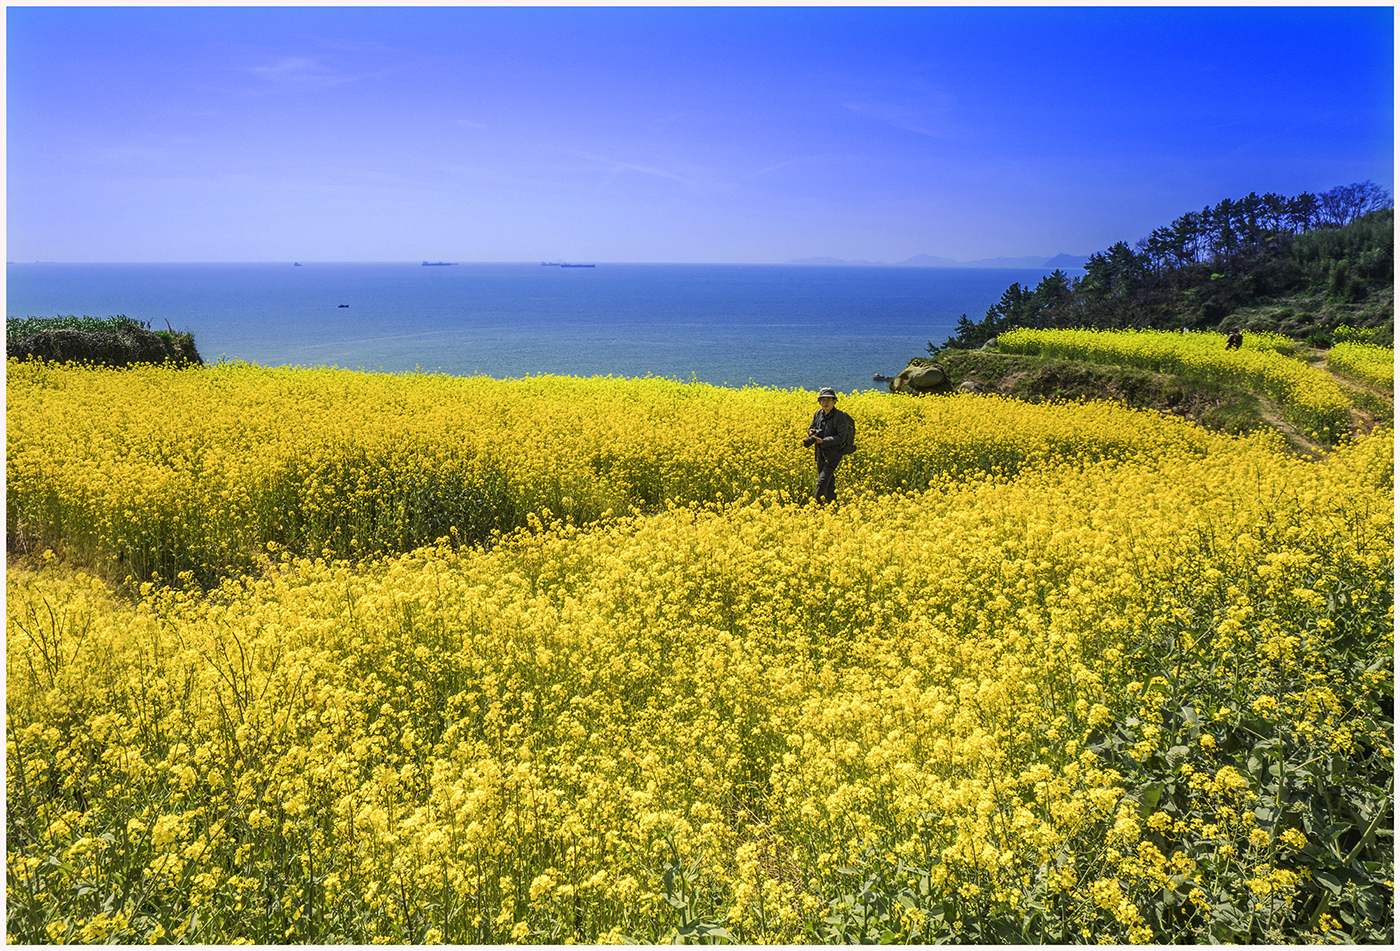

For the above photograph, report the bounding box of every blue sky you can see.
[6,4,1394,264]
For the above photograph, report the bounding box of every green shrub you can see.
[6,315,148,341]
[1334,324,1378,345]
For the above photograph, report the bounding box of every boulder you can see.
[887,361,949,395]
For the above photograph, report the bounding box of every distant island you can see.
[788,253,1091,269]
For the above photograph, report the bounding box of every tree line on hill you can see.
[938,181,1395,350]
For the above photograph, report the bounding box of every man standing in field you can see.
[803,386,855,505]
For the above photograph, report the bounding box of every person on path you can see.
[803,386,854,505]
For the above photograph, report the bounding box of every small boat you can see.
[338,304,349,308]
[294,262,302,266]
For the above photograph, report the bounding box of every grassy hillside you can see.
[1220,285,1395,348]
[922,330,1392,458]
[7,315,202,368]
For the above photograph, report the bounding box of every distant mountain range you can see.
[788,252,1090,269]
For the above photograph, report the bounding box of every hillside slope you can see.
[923,348,1392,458]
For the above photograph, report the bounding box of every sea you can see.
[5,262,1079,396]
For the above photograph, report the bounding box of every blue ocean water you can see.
[6,262,1075,395]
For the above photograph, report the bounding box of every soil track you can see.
[1301,348,1395,441]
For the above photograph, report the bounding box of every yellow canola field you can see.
[8,361,1231,587]
[997,327,1354,443]
[1327,341,1395,390]
[6,362,1393,944]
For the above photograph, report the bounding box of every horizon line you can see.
[8,258,1088,268]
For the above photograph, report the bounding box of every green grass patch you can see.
[6,314,151,341]
[936,349,1275,438]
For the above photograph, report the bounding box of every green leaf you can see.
[1136,782,1164,815]
[1210,903,1250,940]
[677,920,729,941]
[1315,871,1344,896]
[1321,820,1354,842]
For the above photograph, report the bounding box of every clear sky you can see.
[6,4,1394,264]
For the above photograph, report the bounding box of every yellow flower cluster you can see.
[9,361,1238,587]
[6,359,1392,943]
[997,327,1355,442]
[1327,341,1395,390]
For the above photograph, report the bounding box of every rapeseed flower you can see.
[6,363,1391,944]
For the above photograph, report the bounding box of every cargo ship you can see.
[422,261,458,266]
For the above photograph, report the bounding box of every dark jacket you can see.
[804,407,854,463]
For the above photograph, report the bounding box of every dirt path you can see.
[1154,348,1391,459]
[1299,346,1394,443]
[1254,398,1328,459]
